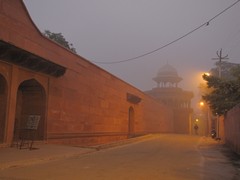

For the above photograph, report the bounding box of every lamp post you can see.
[200,72,212,136]
[199,101,210,136]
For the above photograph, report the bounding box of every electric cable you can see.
[91,0,240,64]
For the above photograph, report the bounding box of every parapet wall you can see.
[224,104,240,154]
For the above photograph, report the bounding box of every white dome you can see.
[153,64,182,85]
[157,64,179,77]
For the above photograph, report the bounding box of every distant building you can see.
[145,64,193,134]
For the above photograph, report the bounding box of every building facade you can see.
[145,64,193,134]
[0,0,174,147]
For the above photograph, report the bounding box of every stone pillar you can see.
[5,66,19,144]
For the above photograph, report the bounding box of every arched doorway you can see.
[0,74,7,143]
[128,107,134,138]
[14,79,46,141]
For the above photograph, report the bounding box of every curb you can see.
[0,149,95,170]
[94,134,156,150]
[0,155,66,170]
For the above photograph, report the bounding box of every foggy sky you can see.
[23,0,240,108]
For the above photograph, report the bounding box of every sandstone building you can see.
[0,0,174,147]
[145,64,193,134]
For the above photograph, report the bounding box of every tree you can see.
[202,65,240,115]
[43,30,77,53]
[231,65,240,80]
[209,61,239,80]
[198,62,238,102]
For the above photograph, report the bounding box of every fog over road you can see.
[0,134,238,180]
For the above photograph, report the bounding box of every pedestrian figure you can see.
[194,124,199,135]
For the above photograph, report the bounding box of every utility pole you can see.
[211,49,229,140]
[212,48,229,78]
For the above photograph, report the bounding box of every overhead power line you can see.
[92,0,240,64]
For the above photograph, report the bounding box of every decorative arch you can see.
[14,78,46,141]
[128,106,135,137]
[0,74,7,143]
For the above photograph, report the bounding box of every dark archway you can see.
[0,74,7,143]
[128,107,135,137]
[14,79,46,141]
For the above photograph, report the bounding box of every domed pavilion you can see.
[145,64,193,134]
[153,64,182,88]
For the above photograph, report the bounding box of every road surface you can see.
[0,134,239,180]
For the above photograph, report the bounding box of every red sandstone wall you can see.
[0,60,174,145]
[224,105,240,154]
[46,65,174,145]
[141,98,173,133]
[0,0,174,146]
[173,109,192,134]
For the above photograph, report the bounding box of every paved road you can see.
[0,134,239,180]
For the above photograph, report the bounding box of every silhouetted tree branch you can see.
[43,30,77,53]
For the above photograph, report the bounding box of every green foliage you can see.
[43,30,77,53]
[202,66,240,115]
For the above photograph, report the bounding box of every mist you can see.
[23,0,240,110]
